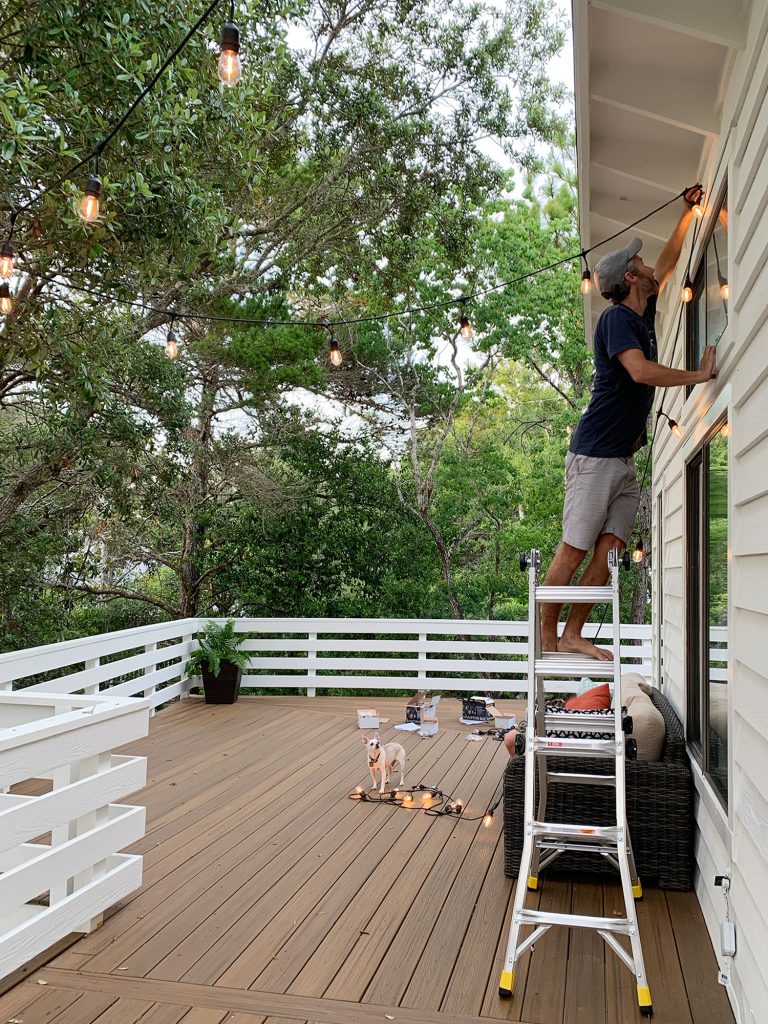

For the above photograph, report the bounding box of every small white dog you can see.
[363,733,406,794]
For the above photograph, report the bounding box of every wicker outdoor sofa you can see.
[503,688,694,891]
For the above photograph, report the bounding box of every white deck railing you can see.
[0,616,654,701]
[0,690,149,979]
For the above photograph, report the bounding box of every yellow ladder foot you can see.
[638,985,652,1016]
[499,969,516,998]
[527,874,539,891]
[632,881,643,900]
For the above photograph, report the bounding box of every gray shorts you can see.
[562,453,640,551]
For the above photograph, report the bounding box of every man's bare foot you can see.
[558,634,613,660]
[541,633,559,653]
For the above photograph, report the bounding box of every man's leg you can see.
[558,532,624,660]
[540,541,588,652]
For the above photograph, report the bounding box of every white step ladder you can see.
[498,548,652,1017]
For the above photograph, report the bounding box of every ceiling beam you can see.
[590,66,720,137]
[589,162,682,197]
[589,0,747,50]
[588,211,668,247]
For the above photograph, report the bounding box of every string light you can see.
[483,810,494,827]
[0,240,14,278]
[691,199,705,219]
[720,281,730,300]
[165,319,179,359]
[632,537,645,563]
[459,300,473,341]
[4,185,702,347]
[657,410,682,439]
[79,173,103,223]
[218,2,242,86]
[320,318,342,367]
[0,282,12,314]
[580,252,592,295]
[681,276,693,303]
[720,422,732,437]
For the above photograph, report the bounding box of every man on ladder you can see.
[499,186,718,1017]
[541,185,717,661]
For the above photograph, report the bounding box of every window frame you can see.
[685,185,729,396]
[685,411,729,809]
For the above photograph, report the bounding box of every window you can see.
[686,417,729,806]
[656,492,663,689]
[686,193,728,385]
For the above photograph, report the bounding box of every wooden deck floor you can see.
[1,695,734,1024]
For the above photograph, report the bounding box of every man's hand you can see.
[698,346,717,382]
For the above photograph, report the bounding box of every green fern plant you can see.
[186,620,249,678]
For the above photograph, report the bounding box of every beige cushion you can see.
[619,673,665,761]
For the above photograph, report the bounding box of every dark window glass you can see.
[686,418,729,806]
[706,429,729,803]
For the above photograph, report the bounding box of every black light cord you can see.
[10,0,225,220]
[7,188,692,330]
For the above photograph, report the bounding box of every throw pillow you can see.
[565,683,611,711]
[626,692,665,761]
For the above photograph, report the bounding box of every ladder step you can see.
[534,655,616,677]
[532,821,620,841]
[546,771,616,786]
[536,586,614,603]
[516,908,633,934]
[544,711,620,732]
[536,839,621,855]
[532,736,618,757]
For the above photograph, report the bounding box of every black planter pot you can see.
[201,660,242,704]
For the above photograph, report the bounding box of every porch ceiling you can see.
[572,0,747,339]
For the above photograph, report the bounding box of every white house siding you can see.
[651,3,768,1020]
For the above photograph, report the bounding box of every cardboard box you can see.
[420,713,439,737]
[405,691,441,724]
[461,695,495,722]
[357,708,380,730]
[490,707,517,730]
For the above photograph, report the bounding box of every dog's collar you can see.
[368,751,381,763]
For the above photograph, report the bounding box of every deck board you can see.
[4,695,733,1024]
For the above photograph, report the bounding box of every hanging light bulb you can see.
[681,277,693,303]
[458,301,472,341]
[79,175,103,222]
[720,422,732,437]
[580,252,592,295]
[720,280,730,300]
[0,240,14,278]
[165,321,179,359]
[691,199,705,218]
[218,4,242,87]
[0,281,12,314]
[632,537,645,564]
[329,337,343,367]
[657,410,682,438]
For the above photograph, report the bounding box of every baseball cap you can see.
[594,237,643,296]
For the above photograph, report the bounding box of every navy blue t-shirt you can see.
[570,295,657,457]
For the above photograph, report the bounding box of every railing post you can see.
[306,633,317,697]
[418,633,428,684]
[144,642,157,716]
[181,633,193,699]
[72,750,112,933]
[49,704,74,907]
[84,657,100,697]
